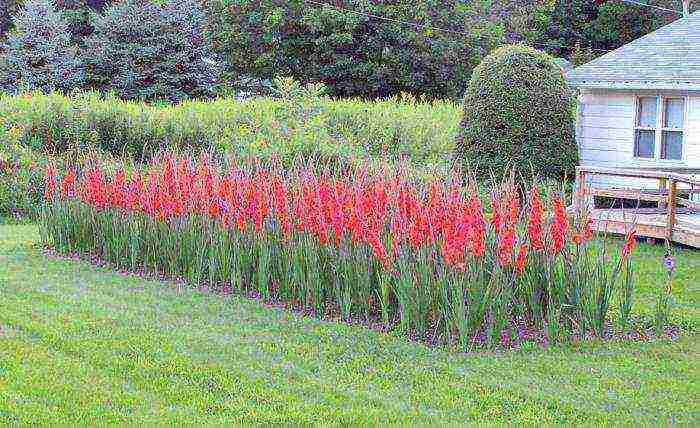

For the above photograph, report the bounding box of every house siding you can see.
[577,89,700,189]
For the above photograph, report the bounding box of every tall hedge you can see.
[204,0,504,100]
[455,44,578,179]
[82,0,221,102]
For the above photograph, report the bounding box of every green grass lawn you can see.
[1,225,698,424]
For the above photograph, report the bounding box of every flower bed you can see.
[42,154,640,349]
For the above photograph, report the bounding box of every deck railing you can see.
[574,166,700,247]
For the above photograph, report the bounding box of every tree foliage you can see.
[55,0,114,43]
[0,0,83,93]
[82,0,221,102]
[1,0,24,41]
[203,0,504,100]
[1,0,695,100]
[528,0,684,64]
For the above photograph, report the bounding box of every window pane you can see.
[664,98,685,128]
[661,131,683,160]
[635,130,655,158]
[637,97,657,127]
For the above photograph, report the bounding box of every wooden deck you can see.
[588,208,700,248]
[574,166,700,248]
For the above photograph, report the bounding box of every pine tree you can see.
[83,0,221,102]
[0,0,83,93]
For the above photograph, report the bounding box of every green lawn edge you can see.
[1,225,698,424]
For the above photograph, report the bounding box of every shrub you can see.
[82,0,221,102]
[0,90,461,173]
[0,0,83,93]
[0,134,49,219]
[0,120,124,220]
[203,0,503,100]
[455,44,578,179]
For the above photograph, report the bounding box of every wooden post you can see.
[659,177,668,210]
[666,179,678,241]
[575,170,587,213]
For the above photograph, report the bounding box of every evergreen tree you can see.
[0,0,83,93]
[83,0,221,101]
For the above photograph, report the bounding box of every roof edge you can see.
[568,79,700,91]
[566,11,700,82]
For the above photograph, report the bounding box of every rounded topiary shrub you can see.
[455,44,578,179]
[0,0,83,93]
[82,0,221,102]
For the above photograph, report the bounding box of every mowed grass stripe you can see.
[0,225,698,424]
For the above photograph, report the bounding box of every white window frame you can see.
[633,95,687,162]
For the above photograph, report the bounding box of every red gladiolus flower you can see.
[271,175,292,240]
[439,186,471,266]
[195,156,216,214]
[407,203,428,249]
[123,171,142,212]
[497,226,516,267]
[426,182,446,243]
[490,193,503,234]
[328,181,348,245]
[621,229,637,259]
[515,243,529,274]
[391,182,412,244]
[526,187,544,251]
[44,162,57,200]
[80,166,108,210]
[583,217,594,242]
[208,196,221,219]
[108,168,126,208]
[548,197,568,255]
[368,227,390,268]
[496,187,520,267]
[467,196,486,258]
[506,186,520,220]
[60,169,76,199]
[249,172,270,233]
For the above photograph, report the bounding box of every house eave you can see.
[567,79,700,91]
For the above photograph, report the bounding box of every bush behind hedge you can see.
[0,90,461,170]
[0,140,46,219]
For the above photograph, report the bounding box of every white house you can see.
[566,10,700,188]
